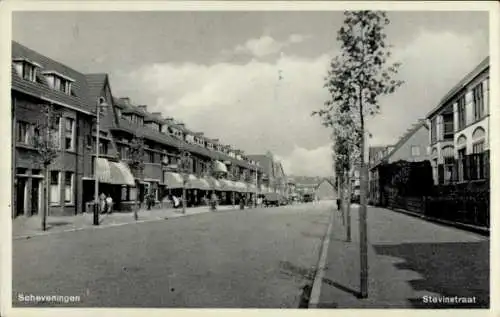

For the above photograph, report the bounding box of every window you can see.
[22,63,36,81]
[64,118,75,150]
[50,117,61,149]
[411,146,420,157]
[148,151,154,163]
[64,172,74,204]
[99,141,108,155]
[431,117,437,143]
[443,156,455,184]
[473,141,484,154]
[473,83,484,121]
[442,113,454,139]
[457,148,466,181]
[16,121,30,144]
[50,171,60,205]
[457,96,466,130]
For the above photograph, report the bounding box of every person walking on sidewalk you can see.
[99,193,107,214]
[106,194,114,214]
[210,192,218,211]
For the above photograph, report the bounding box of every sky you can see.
[12,10,489,177]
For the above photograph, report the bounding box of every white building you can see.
[426,57,489,185]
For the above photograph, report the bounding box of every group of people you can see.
[99,193,114,214]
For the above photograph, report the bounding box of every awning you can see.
[213,160,228,173]
[95,158,135,186]
[234,181,247,192]
[220,179,236,191]
[246,183,257,193]
[206,177,222,190]
[188,175,210,190]
[164,172,184,189]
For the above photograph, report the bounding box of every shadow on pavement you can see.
[321,277,360,298]
[47,221,72,230]
[372,241,489,308]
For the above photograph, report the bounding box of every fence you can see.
[377,160,490,228]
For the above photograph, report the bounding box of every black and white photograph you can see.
[2,1,496,313]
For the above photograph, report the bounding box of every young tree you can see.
[313,11,403,298]
[33,104,63,231]
[128,136,145,220]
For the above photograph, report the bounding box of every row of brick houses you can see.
[12,41,288,218]
[368,56,490,206]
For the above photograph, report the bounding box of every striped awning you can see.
[95,158,135,186]
[206,177,222,190]
[220,179,236,191]
[188,175,210,190]
[164,172,184,189]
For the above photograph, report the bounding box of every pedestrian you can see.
[336,198,341,211]
[239,195,245,210]
[99,192,107,214]
[106,194,114,214]
[146,193,153,210]
[210,192,218,211]
[173,195,180,209]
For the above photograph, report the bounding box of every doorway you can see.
[15,178,26,217]
[31,179,41,215]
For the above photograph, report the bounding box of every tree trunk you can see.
[42,166,49,231]
[134,179,139,220]
[346,170,352,242]
[359,93,368,299]
[182,182,187,214]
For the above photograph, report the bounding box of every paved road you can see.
[13,201,333,308]
[317,205,489,308]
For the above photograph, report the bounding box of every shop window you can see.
[64,171,74,204]
[50,171,60,205]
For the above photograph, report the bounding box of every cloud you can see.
[227,33,311,58]
[112,29,487,177]
[275,144,333,177]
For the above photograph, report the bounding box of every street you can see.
[13,202,332,308]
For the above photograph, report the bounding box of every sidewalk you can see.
[313,205,489,308]
[12,204,237,239]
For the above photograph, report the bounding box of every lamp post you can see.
[180,151,191,214]
[94,97,108,226]
[254,163,258,208]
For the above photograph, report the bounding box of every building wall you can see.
[427,70,489,184]
[388,125,430,163]
[13,92,94,216]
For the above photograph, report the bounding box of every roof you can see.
[11,41,95,115]
[427,56,489,119]
[112,118,262,171]
[316,178,335,190]
[85,73,107,103]
[371,120,428,170]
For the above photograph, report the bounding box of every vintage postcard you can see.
[1,1,497,316]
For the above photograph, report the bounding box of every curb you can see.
[308,210,335,308]
[390,207,489,237]
[13,206,239,241]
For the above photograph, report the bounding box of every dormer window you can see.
[42,71,75,95]
[13,58,41,82]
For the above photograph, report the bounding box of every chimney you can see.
[119,97,130,105]
[211,138,219,143]
[137,105,147,112]
[177,123,185,127]
[152,112,162,117]
[164,117,174,123]
[195,132,204,136]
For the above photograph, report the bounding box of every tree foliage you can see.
[313,10,404,179]
[128,136,145,172]
[33,104,63,167]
